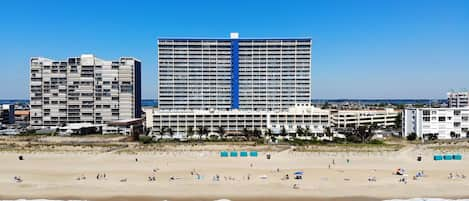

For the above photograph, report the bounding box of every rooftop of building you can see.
[158,32,311,41]
[14,110,29,115]
[31,54,141,63]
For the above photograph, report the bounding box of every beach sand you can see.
[0,143,468,201]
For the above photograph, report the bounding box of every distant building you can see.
[157,33,311,111]
[330,108,399,128]
[403,108,469,139]
[30,54,141,128]
[447,91,469,108]
[14,110,30,127]
[0,104,15,125]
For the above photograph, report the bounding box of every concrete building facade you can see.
[30,54,141,128]
[447,91,469,108]
[0,104,15,125]
[151,104,329,137]
[330,108,399,128]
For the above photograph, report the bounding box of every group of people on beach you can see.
[13,176,22,183]
[148,167,159,181]
[76,174,86,181]
[96,173,107,180]
[413,170,425,180]
[448,172,466,180]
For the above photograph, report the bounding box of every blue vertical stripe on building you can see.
[231,39,239,109]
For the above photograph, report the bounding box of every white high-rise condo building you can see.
[30,54,141,128]
[152,33,318,135]
[158,33,311,111]
[447,91,469,108]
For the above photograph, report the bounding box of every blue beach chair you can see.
[249,151,258,157]
[230,151,238,157]
[240,151,248,157]
[220,151,228,157]
[443,155,453,160]
[453,154,462,160]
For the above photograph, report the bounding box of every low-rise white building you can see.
[403,108,469,139]
[151,104,330,137]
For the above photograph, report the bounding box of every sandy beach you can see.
[1,139,469,201]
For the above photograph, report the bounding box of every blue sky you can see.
[0,0,468,99]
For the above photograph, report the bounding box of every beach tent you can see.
[444,155,453,160]
[249,151,258,157]
[240,151,248,157]
[230,151,238,157]
[433,155,443,161]
[220,151,228,157]
[453,154,463,160]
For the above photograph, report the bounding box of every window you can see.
[423,110,430,115]
[439,117,446,122]
[423,117,430,122]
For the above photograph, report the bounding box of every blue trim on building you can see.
[231,39,239,109]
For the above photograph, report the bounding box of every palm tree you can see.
[198,126,208,140]
[162,127,173,139]
[304,126,314,140]
[203,127,209,136]
[197,127,204,140]
[167,127,174,139]
[324,127,333,140]
[217,126,226,139]
[295,126,304,139]
[280,126,287,137]
[253,128,261,139]
[242,127,251,141]
[265,128,272,137]
[186,127,194,139]
[160,126,168,136]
